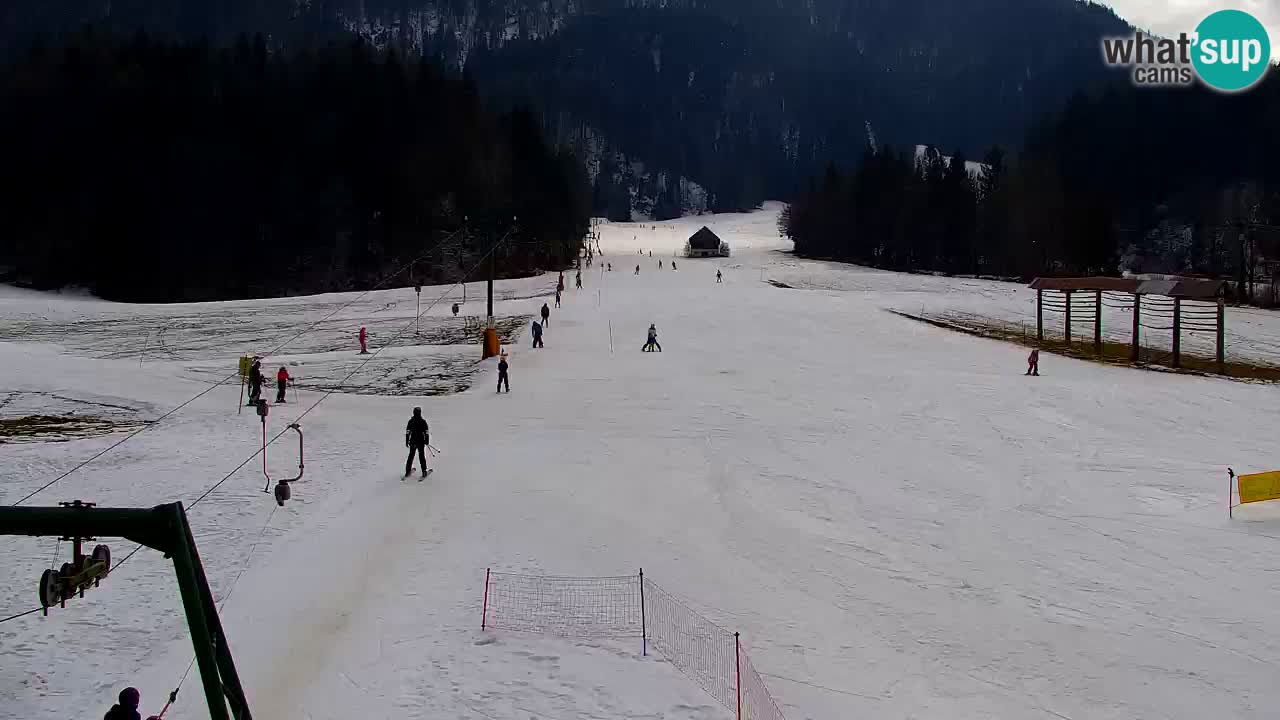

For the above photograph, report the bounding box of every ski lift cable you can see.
[2,225,515,624]
[188,227,518,511]
[10,224,470,508]
[0,544,145,625]
[158,502,280,713]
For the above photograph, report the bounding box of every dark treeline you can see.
[783,73,1280,281]
[0,31,591,301]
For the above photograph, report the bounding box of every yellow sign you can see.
[1238,471,1280,505]
[238,355,254,379]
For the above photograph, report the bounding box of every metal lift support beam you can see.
[0,502,252,720]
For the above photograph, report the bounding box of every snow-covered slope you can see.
[4,205,1280,719]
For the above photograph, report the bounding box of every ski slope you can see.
[4,203,1280,719]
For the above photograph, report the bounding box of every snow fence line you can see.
[480,569,786,720]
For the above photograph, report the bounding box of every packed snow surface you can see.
[3,202,1280,719]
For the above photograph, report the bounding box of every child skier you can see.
[1026,348,1040,376]
[275,366,291,403]
[716,269,723,283]
[404,407,430,478]
[532,320,544,348]
[497,351,510,393]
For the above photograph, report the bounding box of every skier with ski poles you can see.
[275,366,291,403]
[404,407,430,478]
[643,324,662,352]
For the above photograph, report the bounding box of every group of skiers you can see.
[245,357,293,406]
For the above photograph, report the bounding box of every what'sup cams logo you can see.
[1102,9,1272,92]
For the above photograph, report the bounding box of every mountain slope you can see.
[2,0,1134,210]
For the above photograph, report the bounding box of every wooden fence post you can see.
[1172,297,1182,369]
[1131,294,1141,362]
[1217,297,1226,373]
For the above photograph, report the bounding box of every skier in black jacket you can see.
[404,407,430,477]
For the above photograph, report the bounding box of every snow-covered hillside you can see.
[4,204,1280,719]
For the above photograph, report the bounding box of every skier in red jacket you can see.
[276,366,291,403]
[359,326,368,354]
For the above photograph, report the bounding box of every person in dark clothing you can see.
[1026,349,1040,376]
[276,366,290,403]
[404,407,429,477]
[531,320,544,348]
[497,352,510,393]
[452,303,459,317]
[671,261,677,271]
[643,324,662,352]
[634,264,640,275]
[557,273,565,294]
[540,302,550,326]
[659,260,663,269]
[575,271,583,289]
[716,269,723,283]
[104,687,142,720]
[607,263,612,271]
[555,290,561,308]
[247,359,264,406]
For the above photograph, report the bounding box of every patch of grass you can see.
[0,415,149,443]
[890,310,1280,383]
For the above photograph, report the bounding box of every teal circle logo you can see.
[1192,10,1271,92]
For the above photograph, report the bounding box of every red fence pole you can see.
[639,568,647,656]
[735,632,742,720]
[481,568,491,630]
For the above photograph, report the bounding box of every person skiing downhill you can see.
[575,271,583,289]
[531,320,544,348]
[497,351,510,393]
[404,407,430,478]
[1026,348,1040,376]
[541,302,551,326]
[275,366,291,403]
[359,326,369,354]
[659,260,663,269]
[643,324,662,352]
[557,272,565,293]
[635,264,640,275]
[716,269,723,283]
[607,263,612,272]
[671,261,677,271]
[555,289,561,308]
